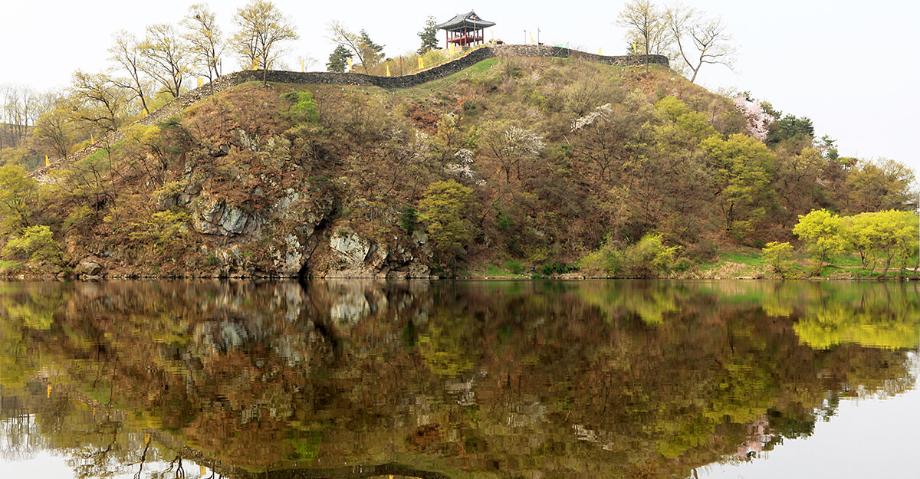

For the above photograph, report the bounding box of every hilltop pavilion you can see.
[436,11,496,48]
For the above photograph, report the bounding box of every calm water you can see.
[0,280,918,479]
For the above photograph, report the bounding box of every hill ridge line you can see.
[32,45,668,179]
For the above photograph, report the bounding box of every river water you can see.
[0,280,917,478]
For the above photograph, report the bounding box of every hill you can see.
[0,48,916,279]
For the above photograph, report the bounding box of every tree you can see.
[329,23,384,73]
[765,114,814,148]
[418,16,439,55]
[0,86,47,148]
[844,159,916,213]
[792,209,846,261]
[762,241,794,277]
[417,180,477,267]
[774,146,827,222]
[326,45,353,73]
[109,31,152,114]
[70,71,128,133]
[841,211,918,276]
[666,6,735,83]
[232,0,298,83]
[483,124,545,184]
[358,30,385,67]
[618,0,671,71]
[32,102,75,160]
[182,3,224,86]
[0,164,38,235]
[700,133,776,240]
[139,24,190,98]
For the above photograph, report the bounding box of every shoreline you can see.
[2,273,916,282]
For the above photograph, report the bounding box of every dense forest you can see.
[0,1,916,279]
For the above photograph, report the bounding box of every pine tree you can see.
[417,16,439,55]
[326,45,353,73]
[358,30,385,68]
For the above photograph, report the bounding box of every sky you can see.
[1,0,918,174]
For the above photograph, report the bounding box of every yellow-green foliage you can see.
[842,210,918,273]
[417,180,476,265]
[794,304,920,350]
[1,225,63,266]
[792,209,846,260]
[128,211,191,249]
[579,233,679,278]
[792,209,918,274]
[700,133,776,241]
[0,164,39,235]
[762,241,794,276]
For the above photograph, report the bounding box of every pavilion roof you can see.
[436,11,496,31]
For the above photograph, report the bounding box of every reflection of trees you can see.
[0,279,915,478]
[698,281,920,350]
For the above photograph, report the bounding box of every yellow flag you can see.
[385,64,391,77]
[44,154,50,167]
[197,77,203,88]
[418,56,425,70]
[47,384,52,398]
[299,58,305,72]
[200,465,207,477]
[347,57,353,70]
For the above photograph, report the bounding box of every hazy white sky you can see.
[1,0,918,173]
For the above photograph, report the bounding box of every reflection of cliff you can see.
[0,280,916,478]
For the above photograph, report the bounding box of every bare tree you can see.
[33,100,75,159]
[70,72,127,133]
[618,0,671,71]
[139,24,190,98]
[667,6,735,83]
[109,32,151,114]
[231,0,298,83]
[182,3,224,86]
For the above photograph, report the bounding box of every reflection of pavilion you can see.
[436,11,496,48]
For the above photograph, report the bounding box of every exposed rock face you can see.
[330,230,372,265]
[73,257,104,278]
[192,198,257,236]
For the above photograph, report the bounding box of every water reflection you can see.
[0,280,917,478]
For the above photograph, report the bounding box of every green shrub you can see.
[579,233,678,278]
[539,261,575,276]
[283,90,320,124]
[625,234,679,277]
[2,225,63,266]
[503,260,525,275]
